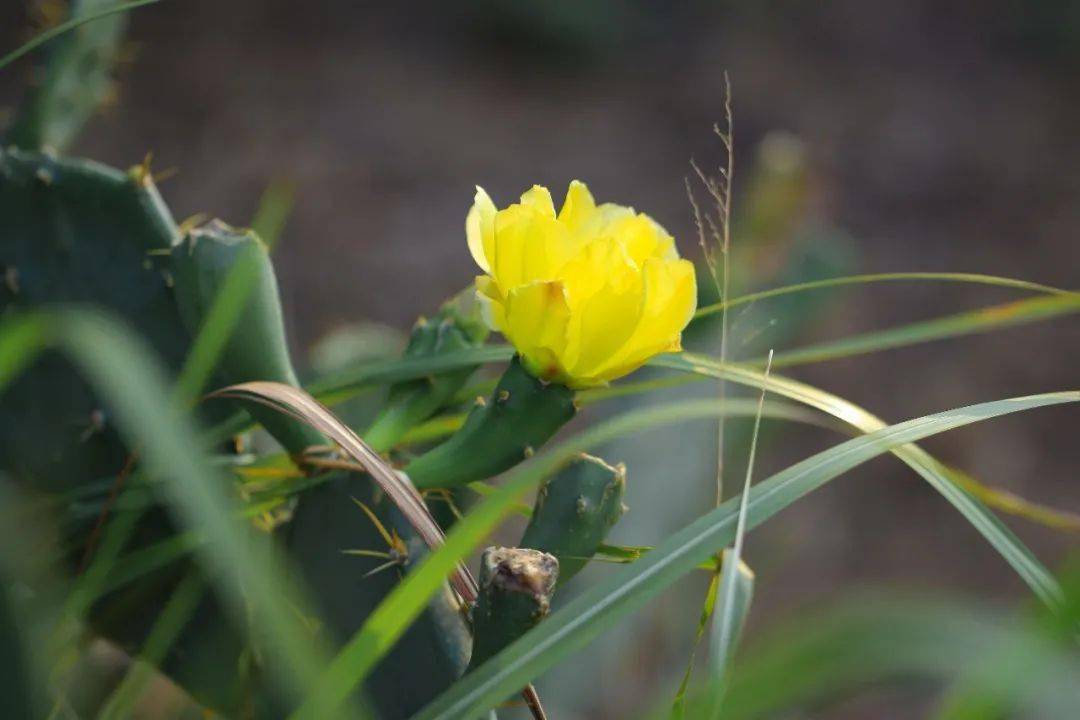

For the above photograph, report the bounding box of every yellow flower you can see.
[467,180,697,388]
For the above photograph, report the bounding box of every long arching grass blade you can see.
[306,282,1078,405]
[694,271,1075,319]
[768,293,1080,368]
[206,272,1074,422]
[410,391,1077,720]
[192,290,1078,582]
[293,390,1075,720]
[660,352,1068,610]
[205,288,1079,443]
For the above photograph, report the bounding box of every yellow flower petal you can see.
[604,213,678,265]
[519,185,556,216]
[466,186,496,273]
[575,202,634,238]
[559,237,644,381]
[466,180,697,387]
[502,281,572,382]
[592,257,697,382]
[491,204,576,290]
[557,180,596,232]
[475,274,506,332]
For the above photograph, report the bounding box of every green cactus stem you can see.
[6,0,128,153]
[364,294,488,453]
[467,546,559,672]
[520,453,627,583]
[286,472,471,718]
[403,356,576,489]
[169,220,326,456]
[0,149,190,487]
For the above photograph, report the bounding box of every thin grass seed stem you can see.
[715,74,735,507]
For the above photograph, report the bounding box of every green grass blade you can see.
[0,308,341,713]
[172,239,265,406]
[303,292,1079,410]
[707,555,754,716]
[0,315,48,386]
[173,185,294,406]
[208,287,1080,443]
[84,398,838,603]
[213,294,1072,599]
[0,0,160,71]
[412,391,1076,720]
[97,533,196,599]
[701,593,1080,720]
[96,572,205,720]
[289,401,762,719]
[295,389,1074,720]
[768,294,1080,368]
[671,570,720,719]
[706,351,771,717]
[305,345,513,404]
[694,271,1074,319]
[250,180,295,249]
[660,352,1067,609]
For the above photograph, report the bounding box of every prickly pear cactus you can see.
[0,148,189,488]
[405,356,577,489]
[0,146,329,484]
[0,149,325,713]
[364,291,488,453]
[286,473,472,718]
[467,546,559,672]
[521,453,627,583]
[170,220,326,455]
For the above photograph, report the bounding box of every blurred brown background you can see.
[2,2,1077,717]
